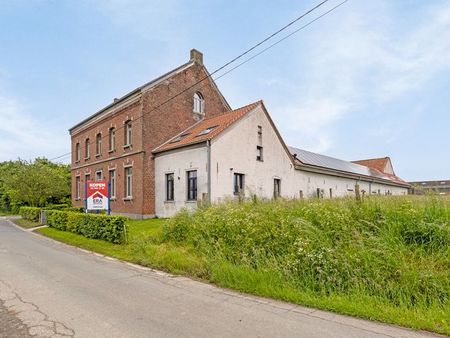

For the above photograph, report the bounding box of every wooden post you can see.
[355,183,361,202]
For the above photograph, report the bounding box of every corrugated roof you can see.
[289,146,408,185]
[153,101,261,153]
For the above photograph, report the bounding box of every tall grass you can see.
[163,196,450,333]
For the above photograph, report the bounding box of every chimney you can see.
[190,49,203,65]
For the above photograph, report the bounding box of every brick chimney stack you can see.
[190,49,203,65]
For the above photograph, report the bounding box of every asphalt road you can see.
[0,217,442,338]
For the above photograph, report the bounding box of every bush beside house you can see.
[19,207,41,222]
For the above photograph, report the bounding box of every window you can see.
[273,179,281,199]
[109,169,116,199]
[125,167,133,198]
[124,120,132,146]
[75,176,81,199]
[96,133,102,156]
[257,146,263,161]
[75,143,81,162]
[96,170,102,181]
[109,128,116,151]
[233,173,244,195]
[193,92,204,115]
[84,174,91,198]
[166,173,174,201]
[196,125,218,137]
[187,170,197,201]
[85,138,90,159]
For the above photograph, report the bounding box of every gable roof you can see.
[153,101,261,153]
[289,147,409,187]
[69,52,231,134]
[352,157,391,173]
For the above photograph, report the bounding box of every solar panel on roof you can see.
[288,146,392,181]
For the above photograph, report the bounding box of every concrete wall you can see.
[154,145,208,218]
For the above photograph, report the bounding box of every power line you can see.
[50,0,347,162]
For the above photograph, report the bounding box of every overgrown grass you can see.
[13,218,40,229]
[38,196,450,335]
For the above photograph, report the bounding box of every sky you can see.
[0,0,449,181]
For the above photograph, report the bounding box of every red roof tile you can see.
[352,157,390,173]
[153,101,261,153]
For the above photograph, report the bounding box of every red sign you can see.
[86,181,109,210]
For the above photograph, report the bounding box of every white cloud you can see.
[0,95,68,162]
[270,0,450,153]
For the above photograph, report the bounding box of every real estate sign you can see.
[86,181,109,211]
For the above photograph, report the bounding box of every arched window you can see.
[193,92,204,115]
[109,127,116,151]
[124,120,132,146]
[85,138,90,159]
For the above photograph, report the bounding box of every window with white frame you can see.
[75,176,81,199]
[193,92,204,115]
[85,138,90,159]
[187,170,197,201]
[109,169,116,199]
[109,127,116,151]
[124,120,132,146]
[125,167,133,198]
[96,133,102,156]
[166,173,174,201]
[75,143,81,162]
[233,173,244,195]
[257,145,263,161]
[84,174,91,199]
[96,170,102,181]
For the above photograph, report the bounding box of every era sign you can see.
[86,181,109,211]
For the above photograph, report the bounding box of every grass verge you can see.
[12,218,41,229]
[37,196,450,336]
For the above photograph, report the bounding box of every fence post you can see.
[40,210,47,225]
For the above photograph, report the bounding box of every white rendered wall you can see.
[154,145,207,218]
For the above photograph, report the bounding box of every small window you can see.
[233,173,244,195]
[75,143,81,162]
[169,132,191,144]
[96,133,102,156]
[257,146,263,161]
[109,169,116,199]
[193,92,204,115]
[196,125,218,137]
[187,170,197,201]
[257,125,262,135]
[124,120,132,146]
[274,179,281,199]
[85,138,90,159]
[166,173,174,201]
[125,167,133,198]
[109,128,116,151]
[96,170,102,181]
[75,176,81,199]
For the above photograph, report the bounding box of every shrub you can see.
[19,206,41,222]
[45,204,69,210]
[62,206,84,213]
[47,210,127,244]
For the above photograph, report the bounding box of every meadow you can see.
[38,195,450,335]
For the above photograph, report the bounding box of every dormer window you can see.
[193,92,204,115]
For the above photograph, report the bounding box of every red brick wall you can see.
[71,59,229,217]
[141,63,230,215]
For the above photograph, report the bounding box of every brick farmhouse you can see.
[70,50,409,218]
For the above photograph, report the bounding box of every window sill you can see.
[75,160,80,164]
[75,198,81,201]
[256,159,264,162]
[164,200,175,204]
[84,157,90,161]
[123,144,132,149]
[110,198,116,202]
[185,200,197,203]
[108,149,116,154]
[95,153,102,158]
[123,197,133,201]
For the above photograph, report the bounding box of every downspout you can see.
[206,140,212,204]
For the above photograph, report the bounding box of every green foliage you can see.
[45,204,69,210]
[62,206,85,213]
[164,196,450,314]
[19,206,41,222]
[0,158,70,212]
[46,210,127,244]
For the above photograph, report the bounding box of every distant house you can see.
[70,49,409,219]
[409,180,450,195]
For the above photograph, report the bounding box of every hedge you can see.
[19,207,41,222]
[46,210,127,244]
[45,204,69,210]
